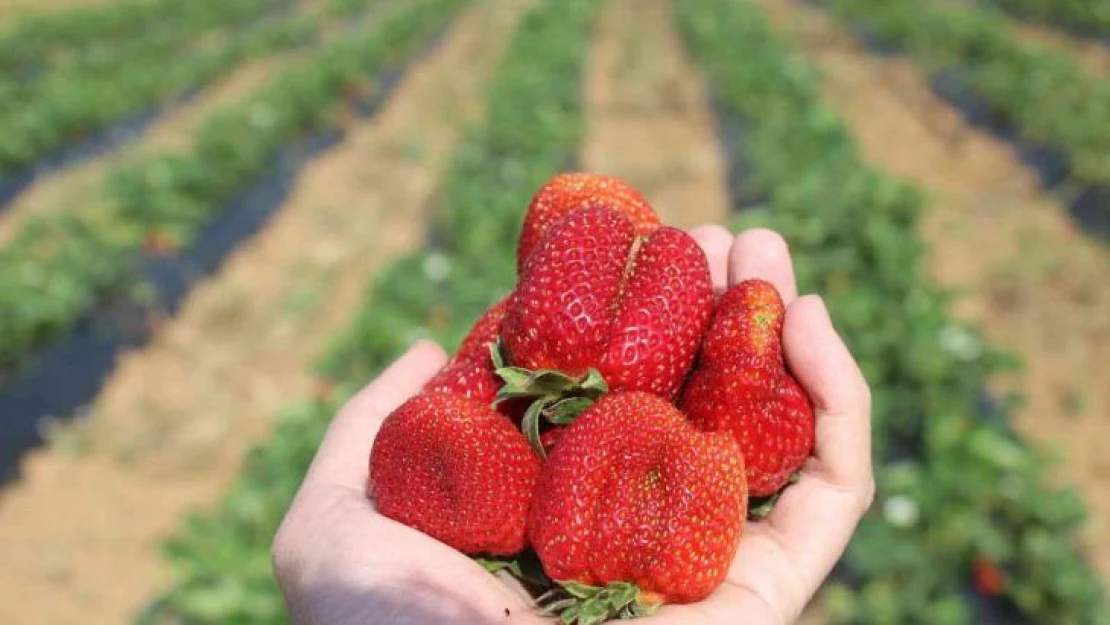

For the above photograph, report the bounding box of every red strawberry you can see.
[502,207,713,401]
[368,392,540,555]
[517,173,661,271]
[424,298,508,404]
[539,426,565,455]
[529,391,747,614]
[680,279,815,497]
[971,557,1006,597]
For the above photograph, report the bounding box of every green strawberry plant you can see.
[986,0,1110,37]
[827,0,1110,192]
[0,0,445,374]
[0,0,363,174]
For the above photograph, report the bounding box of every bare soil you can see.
[0,1,529,622]
[582,0,730,228]
[759,0,1110,583]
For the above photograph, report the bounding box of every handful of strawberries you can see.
[368,173,816,624]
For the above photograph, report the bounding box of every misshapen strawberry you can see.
[680,279,815,497]
[369,392,540,555]
[517,173,660,270]
[423,298,508,404]
[529,391,747,618]
[502,207,713,402]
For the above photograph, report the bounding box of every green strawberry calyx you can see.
[539,580,662,625]
[474,556,524,577]
[490,341,608,459]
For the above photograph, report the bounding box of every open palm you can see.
[273,227,874,625]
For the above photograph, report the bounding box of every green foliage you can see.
[827,0,1110,189]
[0,0,432,374]
[140,0,596,621]
[987,0,1110,37]
[678,0,1108,623]
[0,0,278,74]
[0,0,341,172]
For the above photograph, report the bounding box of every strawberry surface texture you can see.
[503,205,713,400]
[681,279,815,496]
[529,391,748,604]
[368,393,540,556]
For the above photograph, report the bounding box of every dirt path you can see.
[0,0,334,246]
[757,0,1110,582]
[581,0,729,228]
[0,1,529,622]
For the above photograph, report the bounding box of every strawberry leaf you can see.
[541,581,662,624]
[748,469,804,520]
[547,397,595,424]
[522,401,549,460]
[473,556,523,578]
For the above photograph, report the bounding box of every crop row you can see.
[986,0,1110,38]
[137,0,596,621]
[0,0,285,76]
[679,0,1106,623]
[0,0,286,117]
[0,0,443,373]
[825,0,1110,195]
[0,0,362,174]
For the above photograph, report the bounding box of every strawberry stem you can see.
[538,581,662,624]
[473,556,524,578]
[748,469,803,520]
[489,340,609,459]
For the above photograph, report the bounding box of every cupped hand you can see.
[272,227,874,625]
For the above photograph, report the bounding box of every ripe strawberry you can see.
[424,298,508,404]
[368,392,540,555]
[680,279,815,497]
[501,207,713,401]
[971,557,1006,597]
[517,173,660,271]
[539,426,565,455]
[529,391,747,614]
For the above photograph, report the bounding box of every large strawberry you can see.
[368,392,540,555]
[500,207,713,420]
[424,298,508,404]
[517,173,661,271]
[680,279,815,497]
[529,391,747,621]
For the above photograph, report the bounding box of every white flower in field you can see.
[883,495,919,528]
[422,253,451,283]
[938,324,981,361]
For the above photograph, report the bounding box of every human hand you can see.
[272,227,874,625]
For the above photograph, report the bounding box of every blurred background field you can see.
[0,0,1107,623]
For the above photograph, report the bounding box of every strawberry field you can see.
[0,0,1107,623]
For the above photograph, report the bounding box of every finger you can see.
[727,228,798,304]
[688,224,733,294]
[302,340,448,491]
[783,295,872,490]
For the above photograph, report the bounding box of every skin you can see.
[272,227,875,625]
